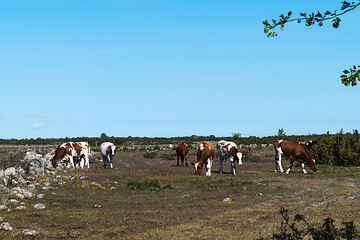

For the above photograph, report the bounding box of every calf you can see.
[191,141,215,176]
[51,142,90,168]
[215,140,243,175]
[100,142,116,168]
[274,140,317,174]
[176,142,189,166]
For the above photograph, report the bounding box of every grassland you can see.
[0,148,359,239]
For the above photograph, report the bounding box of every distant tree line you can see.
[0,131,320,147]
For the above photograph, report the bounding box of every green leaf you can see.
[315,11,322,18]
[264,28,269,34]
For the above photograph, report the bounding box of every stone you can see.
[223,197,231,202]
[25,151,43,161]
[0,222,13,231]
[4,167,16,177]
[8,199,19,204]
[34,203,46,210]
[22,189,34,199]
[0,205,7,210]
[91,182,105,189]
[22,229,39,237]
[15,193,24,199]
[37,194,45,199]
[15,205,26,210]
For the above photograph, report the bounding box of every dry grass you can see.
[0,150,359,239]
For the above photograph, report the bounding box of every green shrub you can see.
[143,151,158,159]
[311,130,360,166]
[127,178,172,191]
[259,207,359,240]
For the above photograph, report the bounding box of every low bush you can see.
[258,207,359,240]
[127,178,172,191]
[143,152,158,159]
[311,130,360,166]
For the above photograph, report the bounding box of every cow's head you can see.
[106,145,116,157]
[191,161,203,175]
[178,143,189,156]
[51,157,59,168]
[236,152,243,166]
[308,158,317,172]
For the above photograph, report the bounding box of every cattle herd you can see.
[50,139,318,176]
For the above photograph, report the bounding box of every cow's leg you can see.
[102,156,108,168]
[285,156,296,174]
[301,163,307,174]
[185,154,188,166]
[78,156,85,168]
[108,154,113,169]
[275,148,284,173]
[274,150,278,172]
[83,155,89,168]
[181,156,185,166]
[230,157,236,175]
[219,156,224,173]
[177,155,180,166]
[68,156,75,168]
[205,158,212,176]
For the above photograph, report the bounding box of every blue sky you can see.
[0,0,359,139]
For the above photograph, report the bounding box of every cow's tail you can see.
[88,145,91,156]
[274,140,281,161]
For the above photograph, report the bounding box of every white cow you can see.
[215,140,243,175]
[100,142,116,169]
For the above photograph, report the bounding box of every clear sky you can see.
[0,0,359,139]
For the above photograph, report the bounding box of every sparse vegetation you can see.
[261,207,359,240]
[127,178,172,191]
[143,151,158,159]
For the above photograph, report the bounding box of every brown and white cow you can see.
[215,140,243,175]
[274,140,317,174]
[51,142,91,169]
[191,141,215,176]
[176,142,189,166]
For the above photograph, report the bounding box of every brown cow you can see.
[274,140,317,174]
[176,142,189,166]
[191,141,215,176]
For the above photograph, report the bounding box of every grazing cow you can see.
[215,140,243,175]
[304,140,318,151]
[51,142,90,168]
[100,142,116,169]
[274,140,317,174]
[176,142,189,166]
[191,141,215,176]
